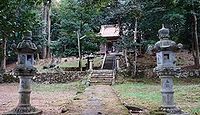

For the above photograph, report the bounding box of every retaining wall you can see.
[1,71,87,83]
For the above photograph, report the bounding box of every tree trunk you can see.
[1,37,7,72]
[46,1,51,58]
[41,1,47,59]
[133,17,138,76]
[77,30,82,71]
[42,46,47,59]
[117,15,122,36]
[124,49,129,68]
[192,12,200,67]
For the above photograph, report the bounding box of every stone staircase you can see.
[89,70,115,85]
[102,55,116,70]
[88,54,116,85]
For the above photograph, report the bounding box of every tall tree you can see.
[41,0,52,59]
[140,0,200,67]
[0,0,43,71]
[50,0,103,56]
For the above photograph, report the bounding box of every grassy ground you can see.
[35,56,102,72]
[32,81,86,93]
[113,77,200,115]
[58,57,102,68]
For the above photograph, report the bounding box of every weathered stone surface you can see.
[152,25,187,115]
[33,71,86,84]
[66,85,129,115]
[3,105,42,115]
[89,70,115,85]
[4,31,42,115]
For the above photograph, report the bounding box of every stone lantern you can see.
[115,53,122,70]
[153,25,184,114]
[88,53,94,71]
[4,31,42,115]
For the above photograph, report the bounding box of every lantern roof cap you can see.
[16,31,37,53]
[158,24,169,39]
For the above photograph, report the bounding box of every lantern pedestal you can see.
[159,75,181,114]
[3,69,42,115]
[155,68,182,114]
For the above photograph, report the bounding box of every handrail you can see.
[101,54,107,69]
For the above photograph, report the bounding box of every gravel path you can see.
[0,84,129,115]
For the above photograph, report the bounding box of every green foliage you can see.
[140,0,200,47]
[1,0,200,61]
[50,0,103,57]
[0,0,43,62]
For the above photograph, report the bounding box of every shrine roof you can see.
[99,24,120,37]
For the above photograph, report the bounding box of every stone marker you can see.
[4,31,42,115]
[88,53,94,71]
[152,25,187,114]
[115,53,122,70]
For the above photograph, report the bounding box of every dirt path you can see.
[0,84,129,115]
[0,83,77,115]
[65,85,129,115]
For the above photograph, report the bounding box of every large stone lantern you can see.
[153,25,184,114]
[4,31,42,115]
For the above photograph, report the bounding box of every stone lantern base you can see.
[159,106,182,114]
[3,105,42,115]
[159,107,189,115]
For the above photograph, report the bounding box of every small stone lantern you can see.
[115,53,122,70]
[153,25,184,114]
[88,53,94,71]
[4,31,42,115]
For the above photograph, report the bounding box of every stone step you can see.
[91,77,113,81]
[92,73,113,75]
[89,69,115,85]
[90,81,113,84]
[90,80,113,84]
[92,73,113,76]
[93,70,113,71]
[92,70,113,73]
[91,79,113,82]
[103,67,113,69]
[91,76,113,79]
[90,82,112,85]
[105,60,113,62]
[102,55,115,70]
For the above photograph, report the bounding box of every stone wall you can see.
[179,69,200,78]
[2,73,19,83]
[33,71,87,84]
[1,71,87,83]
[140,69,200,78]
